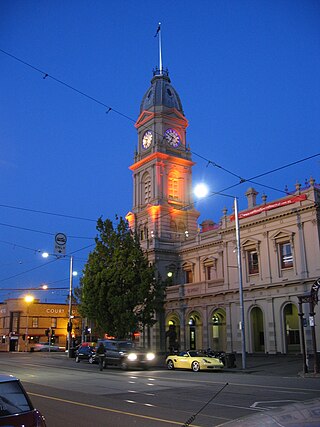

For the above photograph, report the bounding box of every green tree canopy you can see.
[78,216,162,339]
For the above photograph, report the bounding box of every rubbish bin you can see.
[225,353,236,368]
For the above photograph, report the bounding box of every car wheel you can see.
[191,361,200,372]
[88,356,94,364]
[167,359,174,370]
[75,356,80,363]
[121,360,128,370]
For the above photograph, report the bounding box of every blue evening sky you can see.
[1,1,319,302]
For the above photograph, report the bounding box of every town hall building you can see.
[126,66,320,357]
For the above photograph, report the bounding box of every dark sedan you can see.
[75,344,96,364]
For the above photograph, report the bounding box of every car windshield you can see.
[0,380,32,416]
[188,351,207,357]
[117,342,134,351]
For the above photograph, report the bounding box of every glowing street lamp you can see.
[24,294,34,352]
[194,183,246,369]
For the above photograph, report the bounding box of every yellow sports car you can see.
[166,350,224,372]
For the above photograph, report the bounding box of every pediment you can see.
[135,111,155,128]
[270,229,294,240]
[241,238,260,248]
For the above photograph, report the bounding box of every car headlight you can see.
[202,358,211,363]
[146,352,155,361]
[127,353,138,361]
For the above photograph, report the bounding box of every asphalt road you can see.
[1,352,319,427]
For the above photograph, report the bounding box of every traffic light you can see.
[45,328,50,336]
[67,322,72,333]
[51,329,55,337]
[22,334,26,340]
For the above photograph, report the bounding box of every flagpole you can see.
[158,23,162,74]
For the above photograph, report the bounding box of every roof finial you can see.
[154,22,162,75]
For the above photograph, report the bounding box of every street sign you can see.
[54,233,67,255]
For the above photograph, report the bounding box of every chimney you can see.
[245,187,258,209]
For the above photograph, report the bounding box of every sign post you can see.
[54,233,67,256]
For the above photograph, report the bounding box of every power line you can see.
[0,48,135,123]
[0,221,94,240]
[0,203,97,222]
[1,49,319,238]
[0,47,255,184]
[0,243,94,284]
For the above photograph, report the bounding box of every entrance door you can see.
[284,303,300,353]
[211,310,226,351]
[251,307,265,352]
[9,339,17,351]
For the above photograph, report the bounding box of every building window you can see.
[185,270,193,283]
[248,250,259,275]
[10,312,20,333]
[142,174,151,204]
[32,317,38,328]
[279,242,293,269]
[168,177,179,200]
[51,318,57,328]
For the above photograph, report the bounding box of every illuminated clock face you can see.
[164,128,181,148]
[142,130,153,149]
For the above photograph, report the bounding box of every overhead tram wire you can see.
[0,203,97,223]
[0,48,253,184]
[148,152,320,228]
[3,48,317,194]
[0,48,134,124]
[0,221,94,240]
[1,49,319,231]
[0,243,95,284]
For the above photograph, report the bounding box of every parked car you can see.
[0,374,46,426]
[33,342,60,352]
[166,350,224,372]
[98,339,156,370]
[75,344,97,364]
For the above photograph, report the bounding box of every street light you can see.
[24,294,34,352]
[194,183,246,369]
[41,251,77,358]
[68,256,78,358]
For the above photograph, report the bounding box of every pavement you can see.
[37,350,320,378]
[158,352,320,377]
[220,353,320,378]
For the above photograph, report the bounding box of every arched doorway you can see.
[187,312,202,350]
[250,306,265,352]
[165,316,180,353]
[210,309,226,351]
[283,303,300,353]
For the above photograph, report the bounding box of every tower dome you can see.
[140,69,184,114]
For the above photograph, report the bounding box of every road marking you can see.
[29,392,203,426]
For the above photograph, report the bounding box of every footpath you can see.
[220,353,320,378]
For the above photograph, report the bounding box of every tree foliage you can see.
[78,216,163,339]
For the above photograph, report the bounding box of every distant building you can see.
[0,298,80,352]
[127,68,320,354]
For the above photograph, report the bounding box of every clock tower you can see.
[127,68,199,247]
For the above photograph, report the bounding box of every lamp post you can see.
[68,255,74,358]
[194,184,246,369]
[42,252,77,357]
[234,197,246,369]
[24,294,34,352]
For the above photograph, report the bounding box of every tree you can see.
[78,216,163,339]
